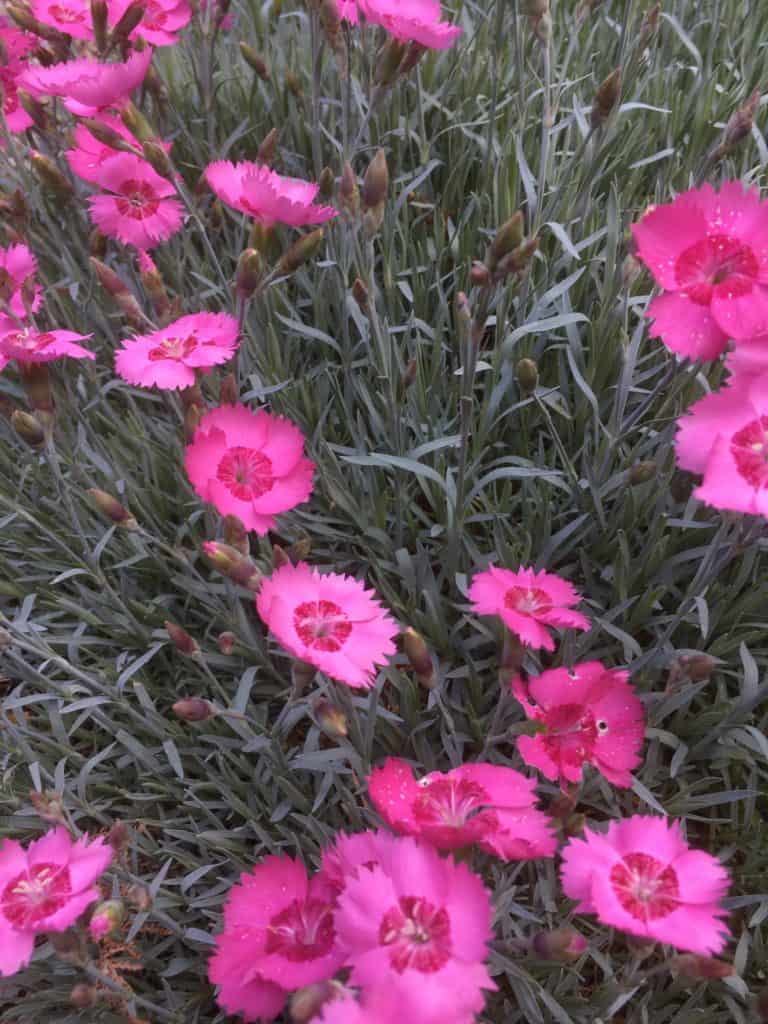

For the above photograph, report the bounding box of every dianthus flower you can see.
[468,565,590,650]
[319,830,398,897]
[511,662,645,789]
[115,312,239,389]
[334,836,494,1013]
[88,152,183,250]
[65,115,143,185]
[0,20,36,133]
[632,182,768,359]
[256,562,398,688]
[208,856,343,1023]
[367,758,557,859]
[0,827,113,977]
[561,816,731,955]
[317,972,484,1024]
[0,244,42,320]
[185,405,314,533]
[358,0,462,48]
[205,161,337,228]
[30,0,94,39]
[0,324,94,366]
[19,48,153,116]
[109,0,192,46]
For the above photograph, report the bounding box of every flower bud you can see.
[49,929,84,962]
[18,90,48,130]
[70,984,98,1009]
[31,151,73,200]
[184,401,204,442]
[172,697,216,722]
[90,0,108,49]
[165,620,200,657]
[217,631,236,655]
[236,247,264,299]
[339,162,359,221]
[138,252,170,320]
[318,166,335,201]
[222,513,249,554]
[83,116,135,152]
[88,488,137,529]
[110,0,146,41]
[89,228,108,260]
[90,258,145,326]
[401,357,417,390]
[522,0,549,14]
[374,38,406,87]
[362,149,389,212]
[399,40,427,77]
[29,789,65,824]
[285,69,303,100]
[126,883,151,910]
[107,820,130,852]
[277,228,325,276]
[469,261,491,287]
[719,89,760,156]
[12,409,45,448]
[516,357,539,396]
[313,698,348,739]
[239,42,270,79]
[628,460,656,485]
[202,541,262,589]
[289,537,312,562]
[533,10,552,43]
[351,277,369,311]
[290,982,342,1024]
[591,68,621,127]
[669,955,735,980]
[532,927,588,962]
[18,362,53,415]
[402,627,436,689]
[89,899,124,940]
[7,3,66,40]
[292,659,316,694]
[638,2,660,48]
[488,212,525,271]
[257,127,279,166]
[142,139,174,181]
[217,372,237,405]
[120,102,155,142]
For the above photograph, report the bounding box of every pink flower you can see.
[0,827,113,977]
[88,152,183,250]
[561,816,731,955]
[512,661,645,789]
[205,161,337,228]
[66,114,141,185]
[0,244,42,320]
[30,0,94,39]
[109,0,192,46]
[115,312,239,390]
[367,758,557,860]
[0,324,94,364]
[208,855,343,1023]
[336,0,359,24]
[632,182,768,359]
[319,830,398,897]
[317,973,483,1024]
[256,562,398,689]
[468,565,590,650]
[724,340,768,380]
[358,0,462,48]
[0,20,36,133]
[18,48,153,116]
[675,379,754,475]
[185,404,314,534]
[334,836,494,1012]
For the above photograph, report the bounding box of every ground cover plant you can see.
[1,0,768,1020]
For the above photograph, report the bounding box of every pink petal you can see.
[632,198,708,289]
[646,292,729,360]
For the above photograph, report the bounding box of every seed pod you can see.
[591,68,621,127]
[257,127,278,166]
[11,409,45,448]
[172,697,215,721]
[88,488,138,529]
[276,228,324,276]
[236,247,264,299]
[402,627,436,689]
[516,357,539,396]
[165,620,200,657]
[239,42,270,79]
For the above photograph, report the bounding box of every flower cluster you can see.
[0,18,37,135]
[338,0,463,49]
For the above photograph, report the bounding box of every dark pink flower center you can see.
[2,329,54,354]
[116,180,160,220]
[730,415,768,488]
[264,897,334,962]
[293,600,352,652]
[540,703,601,770]
[216,446,274,501]
[48,3,87,23]
[2,863,72,929]
[504,585,552,616]
[148,334,198,362]
[380,896,452,973]
[3,88,19,115]
[609,852,679,921]
[145,2,168,27]
[675,233,757,305]
[412,777,498,833]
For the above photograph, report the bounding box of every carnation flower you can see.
[367,758,557,860]
[0,244,42,320]
[185,405,314,534]
[334,836,494,1012]
[0,827,113,977]
[0,324,94,364]
[632,182,768,359]
[358,0,462,48]
[255,562,398,689]
[319,830,398,896]
[208,855,344,1023]
[30,0,94,40]
[468,565,590,650]
[109,0,192,46]
[66,115,142,185]
[88,152,184,250]
[19,48,153,117]
[511,661,645,789]
[317,970,485,1024]
[115,312,239,390]
[205,161,337,228]
[561,816,731,955]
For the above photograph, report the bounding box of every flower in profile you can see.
[205,161,337,228]
[185,405,314,534]
[561,816,731,955]
[358,0,462,49]
[512,662,645,789]
[0,827,113,977]
[468,565,590,650]
[334,836,494,1012]
[65,115,142,185]
[109,0,192,46]
[115,312,239,390]
[0,244,42,320]
[88,152,183,250]
[367,758,557,860]
[18,48,153,117]
[0,324,94,364]
[30,0,94,39]
[256,562,398,689]
[208,856,343,1023]
[0,20,36,133]
[632,182,768,359]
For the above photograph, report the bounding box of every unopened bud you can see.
[90,0,108,49]
[318,166,335,201]
[49,929,83,961]
[272,543,291,569]
[202,541,262,589]
[564,811,586,836]
[239,42,270,79]
[532,927,588,962]
[668,653,716,686]
[31,151,72,199]
[29,789,65,824]
[12,409,45,448]
[339,161,359,221]
[142,139,174,180]
[402,627,436,689]
[488,212,525,270]
[522,0,549,14]
[217,631,236,655]
[90,258,145,326]
[292,659,316,694]
[533,10,552,42]
[257,127,279,166]
[374,37,406,88]
[88,488,137,529]
[184,401,204,442]
[89,899,124,940]
[82,116,133,151]
[639,2,660,48]
[494,237,539,278]
[89,228,107,260]
[313,698,348,739]
[222,513,249,554]
[516,357,539,396]
[469,261,491,287]
[351,277,369,311]
[165,620,200,657]
[591,68,621,127]
[289,982,341,1024]
[110,0,146,41]
[219,372,238,405]
[126,883,151,910]
[622,252,642,289]
[138,252,169,319]
[669,955,735,980]
[236,247,264,298]
[7,3,66,40]
[289,537,311,562]
[285,69,303,99]
[18,90,47,130]
[399,40,427,77]
[277,228,325,276]
[107,820,130,852]
[172,697,215,722]
[628,460,656,485]
[70,984,98,1009]
[362,148,389,212]
[120,102,154,143]
[720,89,760,155]
[19,362,53,415]
[401,357,417,390]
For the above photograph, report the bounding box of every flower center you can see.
[379,896,452,973]
[674,233,757,305]
[216,446,274,501]
[48,3,87,22]
[293,600,352,652]
[730,415,768,488]
[540,703,599,769]
[2,863,72,929]
[115,180,160,220]
[412,778,497,834]
[264,898,335,962]
[148,335,198,362]
[609,852,679,921]
[504,585,552,616]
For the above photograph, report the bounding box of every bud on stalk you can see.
[120,102,155,142]
[374,38,406,88]
[313,698,348,739]
[219,372,238,405]
[236,247,264,299]
[239,42,270,79]
[339,162,359,221]
[90,0,108,48]
[532,927,588,962]
[318,166,334,201]
[19,362,53,415]
[487,212,525,272]
[362,149,389,236]
[172,697,216,721]
[83,116,136,152]
[217,631,236,655]
[285,69,303,100]
[31,151,72,199]
[90,258,145,326]
[276,228,324,276]
[165,620,200,657]
[11,409,45,448]
[222,513,249,554]
[669,955,735,980]
[70,984,98,1009]
[628,460,656,485]
[591,68,621,127]
[257,127,279,166]
[402,627,436,689]
[110,0,146,42]
[18,90,47,130]
[351,277,369,312]
[717,89,760,158]
[138,253,170,320]
[184,401,204,442]
[398,41,427,77]
[202,541,263,590]
[516,357,539,396]
[142,139,174,180]
[89,899,125,940]
[88,488,137,529]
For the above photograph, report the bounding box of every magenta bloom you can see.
[66,115,141,185]
[19,48,153,116]
[336,0,359,24]
[0,827,113,977]
[368,758,557,860]
[561,816,731,955]
[205,161,337,228]
[317,972,484,1024]
[115,312,239,390]
[0,20,35,133]
[88,152,183,250]
[30,0,94,39]
[512,661,645,789]
[358,0,462,48]
[319,830,397,897]
[256,562,398,689]
[468,565,590,650]
[0,324,94,364]
[0,244,42,320]
[632,182,768,359]
[208,855,343,1023]
[109,0,192,45]
[185,405,314,534]
[334,836,494,1012]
